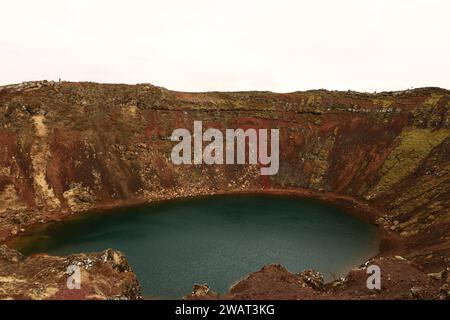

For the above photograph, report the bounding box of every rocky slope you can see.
[186,258,449,300]
[0,81,449,299]
[0,245,141,299]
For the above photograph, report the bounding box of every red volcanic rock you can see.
[224,264,322,300]
[185,257,448,300]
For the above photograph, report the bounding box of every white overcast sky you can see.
[1,0,449,92]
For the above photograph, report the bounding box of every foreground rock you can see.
[185,257,449,300]
[0,245,141,300]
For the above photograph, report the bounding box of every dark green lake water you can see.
[14,195,379,298]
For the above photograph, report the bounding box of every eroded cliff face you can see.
[0,81,449,299]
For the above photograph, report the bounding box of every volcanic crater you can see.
[0,81,449,300]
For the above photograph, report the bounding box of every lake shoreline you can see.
[4,188,394,255]
[7,193,382,298]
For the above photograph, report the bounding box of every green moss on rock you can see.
[368,128,450,199]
